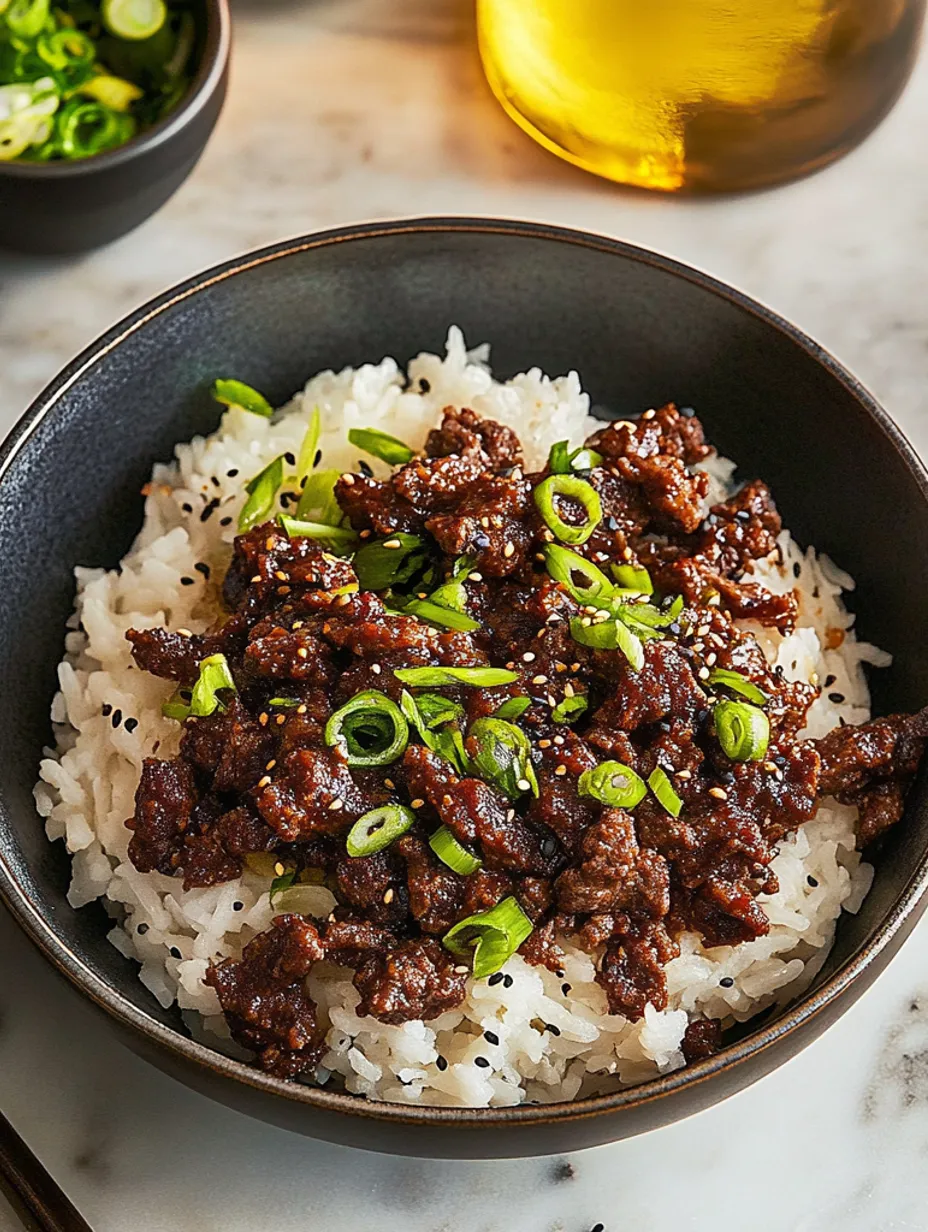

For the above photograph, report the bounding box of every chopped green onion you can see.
[534,474,602,545]
[404,597,480,633]
[269,869,297,907]
[569,616,645,670]
[543,543,613,604]
[610,563,653,595]
[78,73,142,111]
[713,699,770,762]
[295,406,321,481]
[37,28,95,72]
[346,804,416,858]
[467,717,538,799]
[102,0,166,41]
[579,760,647,809]
[5,0,50,38]
[648,766,683,817]
[268,697,301,708]
[238,456,284,533]
[442,896,533,980]
[429,825,482,875]
[211,379,273,418]
[552,694,588,724]
[614,594,683,630]
[295,467,342,524]
[352,533,429,591]
[57,99,126,157]
[495,696,531,721]
[324,690,408,767]
[414,693,465,729]
[162,654,236,722]
[394,666,519,689]
[277,513,359,547]
[399,691,468,772]
[707,668,769,706]
[568,446,603,471]
[348,427,414,467]
[161,690,191,721]
[426,578,468,612]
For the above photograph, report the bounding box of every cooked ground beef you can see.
[127,403,928,1078]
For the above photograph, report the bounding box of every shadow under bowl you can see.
[1,218,927,1157]
[0,0,230,256]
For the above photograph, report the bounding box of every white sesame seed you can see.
[371,663,382,675]
[698,666,710,680]
[274,862,285,876]
[383,538,401,549]
[522,651,536,663]
[258,776,271,789]
[532,674,548,685]
[554,765,567,776]
[503,542,515,558]
[341,473,356,485]
[517,779,531,791]
[383,889,394,904]
[411,798,425,809]
[708,787,728,800]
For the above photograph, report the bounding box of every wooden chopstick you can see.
[0,1111,92,1232]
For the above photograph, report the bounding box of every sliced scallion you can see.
[347,427,414,467]
[579,761,646,809]
[102,0,166,41]
[544,543,613,604]
[648,766,683,818]
[325,690,409,767]
[268,697,301,708]
[534,474,602,545]
[495,696,531,721]
[467,717,538,799]
[346,804,415,857]
[552,694,588,725]
[238,455,284,533]
[295,406,321,481]
[295,467,342,524]
[352,533,429,591]
[394,666,519,689]
[569,616,645,670]
[707,668,769,706]
[277,513,358,547]
[429,825,482,875]
[713,699,770,762]
[162,654,236,722]
[442,896,533,980]
[269,869,297,907]
[404,597,480,633]
[414,693,465,729]
[210,378,273,418]
[399,690,468,772]
[568,446,603,471]
[610,563,653,595]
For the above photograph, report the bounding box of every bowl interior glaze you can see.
[1,220,927,1156]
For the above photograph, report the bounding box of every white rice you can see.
[34,327,892,1107]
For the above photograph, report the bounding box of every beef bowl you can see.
[2,218,928,1159]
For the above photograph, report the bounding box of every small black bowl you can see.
[2,219,928,1158]
[0,0,230,256]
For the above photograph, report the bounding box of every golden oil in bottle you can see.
[477,0,925,193]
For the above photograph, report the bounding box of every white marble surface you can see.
[2,2,928,1229]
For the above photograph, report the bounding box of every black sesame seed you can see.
[101,703,112,717]
[227,468,239,478]
[136,922,149,935]
[735,509,751,522]
[111,709,122,728]
[828,691,845,704]
[484,1030,500,1046]
[358,460,374,479]
[200,498,220,523]
[503,974,514,989]
[181,503,193,514]
[220,516,233,527]
[436,1055,448,1071]
[824,674,836,688]
[233,901,244,911]
[170,946,182,959]
[180,577,195,586]
[792,561,801,578]
[545,1023,561,1037]
[474,1056,490,1068]
[313,449,322,468]
[195,562,211,578]
[488,972,504,987]
[591,1223,605,1232]
[561,983,572,996]
[720,976,734,988]
[807,875,819,887]
[124,717,139,733]
[474,533,491,549]
[419,378,431,393]
[210,475,221,488]
[284,452,296,466]
[541,836,557,857]
[839,716,847,727]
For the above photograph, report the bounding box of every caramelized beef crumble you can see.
[126,404,928,1077]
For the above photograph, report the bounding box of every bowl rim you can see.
[3,215,928,1130]
[0,0,231,180]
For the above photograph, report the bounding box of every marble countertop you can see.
[3,2,928,1229]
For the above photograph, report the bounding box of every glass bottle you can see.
[477,0,925,193]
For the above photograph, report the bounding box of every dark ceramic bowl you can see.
[1,219,928,1158]
[0,0,230,256]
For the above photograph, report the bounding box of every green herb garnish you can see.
[579,760,647,809]
[324,690,409,767]
[467,717,538,799]
[394,666,519,689]
[346,804,416,858]
[238,455,284,533]
[429,825,482,876]
[347,427,414,467]
[713,699,770,761]
[534,474,602,545]
[442,897,533,980]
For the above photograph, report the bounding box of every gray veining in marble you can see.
[2,1,928,1228]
